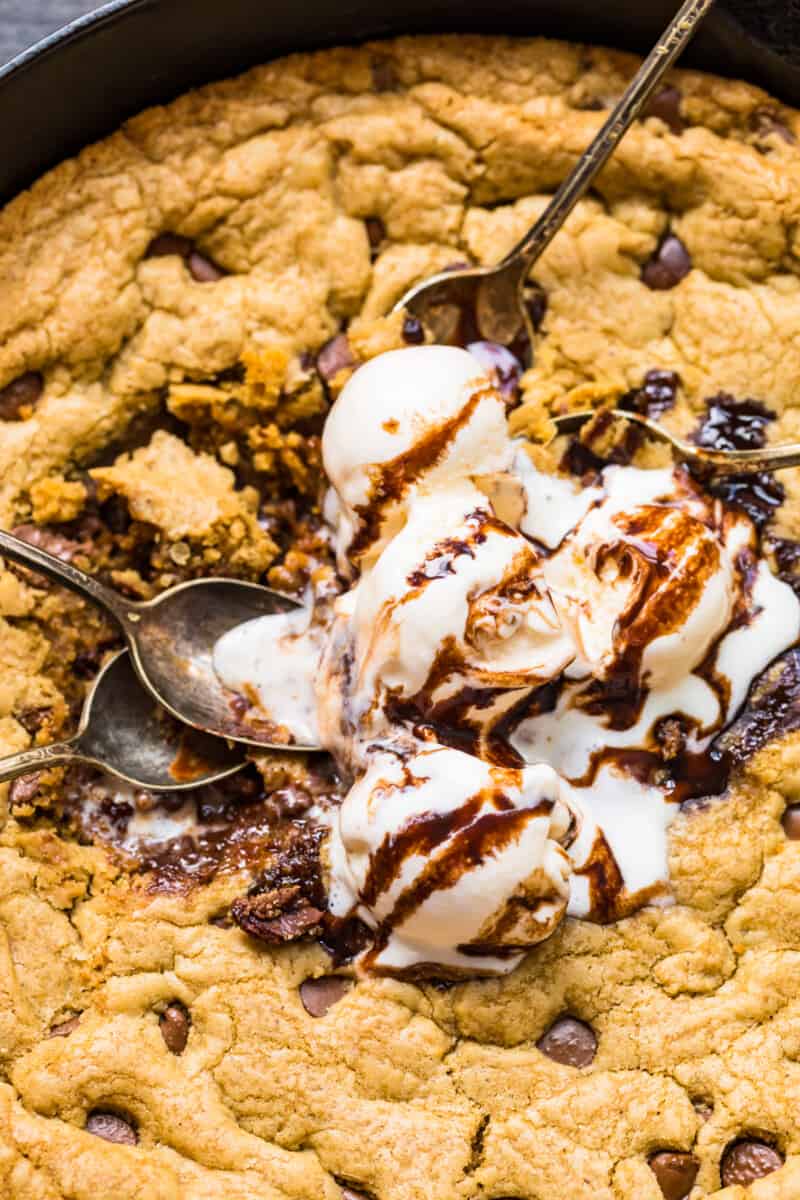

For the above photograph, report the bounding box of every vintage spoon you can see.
[394,0,716,349]
[0,649,246,790]
[551,409,800,476]
[0,528,308,748]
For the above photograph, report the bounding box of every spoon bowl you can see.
[393,0,716,356]
[0,650,247,791]
[128,577,305,744]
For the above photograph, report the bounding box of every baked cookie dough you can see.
[2,33,800,1200]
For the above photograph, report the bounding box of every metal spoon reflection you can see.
[0,650,246,790]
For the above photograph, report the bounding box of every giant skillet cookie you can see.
[2,33,800,1200]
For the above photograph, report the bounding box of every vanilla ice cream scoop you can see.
[339,481,574,727]
[543,466,745,688]
[214,346,800,975]
[326,745,576,973]
[322,345,512,566]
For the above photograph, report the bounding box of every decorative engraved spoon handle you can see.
[0,739,80,784]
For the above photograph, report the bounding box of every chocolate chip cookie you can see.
[2,34,800,1200]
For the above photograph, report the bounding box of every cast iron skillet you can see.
[1,0,800,207]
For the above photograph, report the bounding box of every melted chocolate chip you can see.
[645,86,685,134]
[10,523,86,564]
[18,707,49,735]
[159,1001,190,1054]
[711,473,784,531]
[320,914,373,965]
[695,394,775,452]
[232,889,325,943]
[0,371,44,421]
[47,1015,80,1038]
[85,1110,139,1145]
[782,804,800,839]
[402,315,425,345]
[694,394,784,530]
[714,650,800,770]
[299,975,351,1017]
[642,235,692,290]
[187,250,225,283]
[536,1016,597,1067]
[561,407,644,479]
[720,1139,783,1186]
[466,341,523,399]
[648,1151,699,1200]
[620,369,681,419]
[316,334,356,384]
[8,773,42,809]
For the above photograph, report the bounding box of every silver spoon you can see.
[0,649,246,790]
[0,529,306,748]
[394,0,716,349]
[552,409,800,476]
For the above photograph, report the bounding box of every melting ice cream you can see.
[214,346,800,974]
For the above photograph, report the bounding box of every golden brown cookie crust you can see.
[2,34,800,1199]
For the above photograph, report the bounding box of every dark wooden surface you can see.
[1,0,100,66]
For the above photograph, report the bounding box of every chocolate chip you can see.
[300,975,350,1017]
[401,315,425,345]
[695,394,775,452]
[231,887,325,944]
[648,1151,699,1200]
[536,1015,597,1067]
[10,523,85,564]
[18,707,50,736]
[0,371,44,421]
[693,393,784,529]
[145,233,194,259]
[720,1139,783,1186]
[365,217,386,253]
[316,334,356,384]
[159,1001,190,1054]
[783,804,800,838]
[645,86,685,134]
[692,1097,714,1121]
[8,774,42,809]
[47,1015,80,1038]
[341,1190,370,1200]
[188,250,225,283]
[642,235,692,290]
[620,368,681,419]
[371,56,399,91]
[85,1110,138,1145]
[524,287,548,331]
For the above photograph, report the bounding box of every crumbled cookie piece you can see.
[91,430,277,575]
[28,476,87,525]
